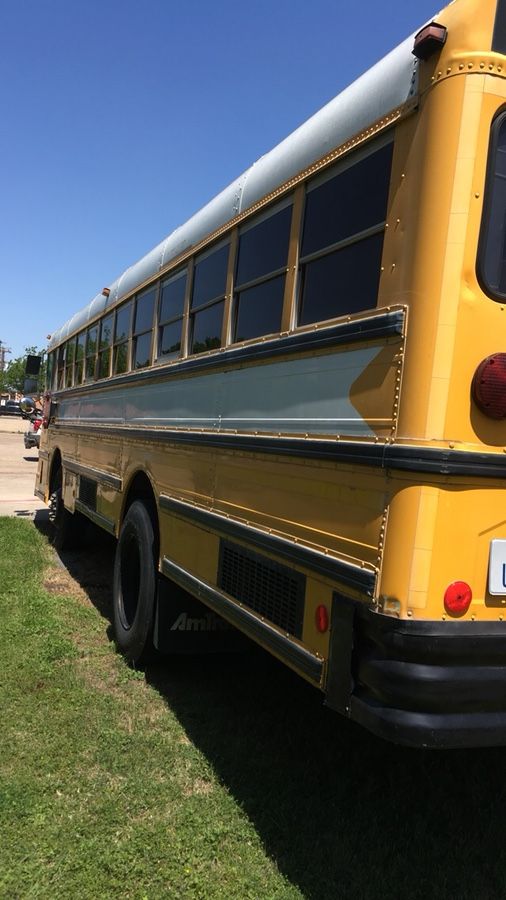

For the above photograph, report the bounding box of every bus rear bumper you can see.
[327,597,506,748]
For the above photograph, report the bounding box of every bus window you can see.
[56,344,65,389]
[478,110,506,299]
[133,287,156,369]
[113,301,132,375]
[298,141,393,325]
[46,351,55,391]
[97,314,113,379]
[65,337,76,387]
[75,331,86,384]
[190,242,228,354]
[85,325,98,381]
[158,269,186,360]
[234,202,292,341]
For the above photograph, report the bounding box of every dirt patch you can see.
[43,567,88,598]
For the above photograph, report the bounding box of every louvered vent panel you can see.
[218,539,305,638]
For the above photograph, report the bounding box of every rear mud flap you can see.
[154,575,248,654]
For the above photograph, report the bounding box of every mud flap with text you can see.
[153,575,249,654]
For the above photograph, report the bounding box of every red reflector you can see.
[444,582,472,615]
[315,604,329,633]
[472,353,506,419]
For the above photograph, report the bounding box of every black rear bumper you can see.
[326,595,506,748]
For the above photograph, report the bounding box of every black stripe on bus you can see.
[74,499,116,534]
[63,458,122,491]
[53,309,405,400]
[493,0,506,54]
[53,425,506,479]
[159,494,376,595]
[161,556,324,684]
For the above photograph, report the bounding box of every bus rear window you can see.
[478,110,506,299]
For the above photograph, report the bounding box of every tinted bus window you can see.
[190,244,228,354]
[298,142,392,325]
[98,314,113,379]
[133,288,156,369]
[233,203,292,342]
[159,270,186,361]
[75,332,86,384]
[113,301,132,374]
[192,244,229,310]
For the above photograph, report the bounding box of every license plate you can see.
[489,540,506,595]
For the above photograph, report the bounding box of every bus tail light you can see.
[315,605,329,633]
[444,581,472,616]
[472,353,506,419]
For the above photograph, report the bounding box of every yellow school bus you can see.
[35,0,506,747]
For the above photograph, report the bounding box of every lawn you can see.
[1,517,506,899]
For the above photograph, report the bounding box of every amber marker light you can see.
[472,353,506,419]
[412,22,448,60]
[315,605,329,633]
[444,582,472,616]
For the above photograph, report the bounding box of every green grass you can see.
[0,520,296,899]
[2,518,506,899]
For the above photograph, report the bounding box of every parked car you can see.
[23,416,42,450]
[1,400,23,416]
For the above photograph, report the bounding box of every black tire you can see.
[113,500,158,665]
[48,468,84,552]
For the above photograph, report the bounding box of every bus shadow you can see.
[35,519,506,899]
[145,653,506,900]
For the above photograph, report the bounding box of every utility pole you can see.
[0,341,11,372]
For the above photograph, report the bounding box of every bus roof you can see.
[48,25,425,351]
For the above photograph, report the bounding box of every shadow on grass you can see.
[34,511,506,899]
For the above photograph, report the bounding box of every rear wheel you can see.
[113,500,158,665]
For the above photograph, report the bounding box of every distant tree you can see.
[0,346,46,396]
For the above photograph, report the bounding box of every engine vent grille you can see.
[78,476,97,511]
[218,539,305,638]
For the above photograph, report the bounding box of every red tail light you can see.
[472,353,506,419]
[33,418,42,430]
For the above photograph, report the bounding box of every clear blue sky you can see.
[0,0,439,362]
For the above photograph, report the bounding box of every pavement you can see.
[0,417,47,517]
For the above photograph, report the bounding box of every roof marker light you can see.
[412,22,448,61]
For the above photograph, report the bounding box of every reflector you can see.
[444,581,472,615]
[315,604,329,633]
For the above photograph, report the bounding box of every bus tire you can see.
[49,468,83,552]
[113,500,158,665]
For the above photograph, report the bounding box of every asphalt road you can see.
[0,418,46,517]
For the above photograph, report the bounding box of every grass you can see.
[2,517,506,899]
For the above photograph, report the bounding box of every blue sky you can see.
[0,0,439,363]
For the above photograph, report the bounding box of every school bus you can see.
[34,0,506,747]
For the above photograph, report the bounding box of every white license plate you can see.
[489,540,506,595]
